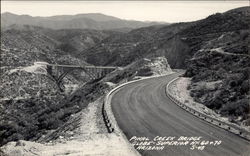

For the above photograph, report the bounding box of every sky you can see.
[1,1,249,22]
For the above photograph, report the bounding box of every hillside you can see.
[184,30,250,126]
[84,23,192,68]
[0,25,111,146]
[1,12,166,30]
[1,25,121,68]
[84,7,250,69]
[182,7,250,125]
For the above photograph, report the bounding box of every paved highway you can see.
[111,73,250,156]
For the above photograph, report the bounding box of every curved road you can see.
[111,73,250,156]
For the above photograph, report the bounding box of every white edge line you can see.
[104,72,175,156]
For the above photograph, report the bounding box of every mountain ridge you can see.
[1,12,168,30]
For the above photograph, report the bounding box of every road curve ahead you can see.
[111,73,250,156]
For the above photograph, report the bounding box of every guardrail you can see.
[102,77,148,156]
[102,77,150,134]
[102,84,123,134]
[102,101,114,133]
[166,77,250,141]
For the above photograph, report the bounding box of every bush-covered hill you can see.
[182,7,250,125]
[83,7,249,69]
[184,29,250,125]
[0,25,109,145]
[0,25,118,146]
[83,23,192,68]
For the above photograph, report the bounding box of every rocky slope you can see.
[1,12,166,30]
[184,31,250,126]
[0,25,120,146]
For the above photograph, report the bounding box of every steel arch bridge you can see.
[36,62,119,92]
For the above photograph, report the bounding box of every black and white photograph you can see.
[0,0,249,156]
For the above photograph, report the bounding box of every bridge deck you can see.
[35,63,118,69]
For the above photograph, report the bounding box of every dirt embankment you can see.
[0,97,138,156]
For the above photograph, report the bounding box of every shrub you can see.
[206,97,223,109]
[137,67,153,76]
[235,99,249,116]
[240,31,249,40]
[8,133,24,142]
[229,80,237,88]
[57,43,77,52]
[240,80,250,95]
[220,98,249,116]
[243,118,250,126]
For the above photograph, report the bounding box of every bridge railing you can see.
[166,77,250,141]
[41,63,118,69]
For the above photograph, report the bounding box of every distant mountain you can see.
[1,12,167,30]
[43,13,122,22]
